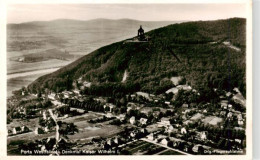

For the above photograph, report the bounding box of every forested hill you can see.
[28,18,246,96]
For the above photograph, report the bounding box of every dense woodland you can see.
[28,18,246,98]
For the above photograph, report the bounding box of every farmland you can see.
[64,112,122,140]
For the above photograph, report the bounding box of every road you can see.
[48,109,59,142]
[155,149,170,155]
[7,131,33,139]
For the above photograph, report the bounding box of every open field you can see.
[203,116,223,125]
[10,48,79,63]
[7,131,55,144]
[64,112,122,140]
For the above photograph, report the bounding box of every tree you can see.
[37,90,42,98]
[67,123,78,134]
[198,146,204,154]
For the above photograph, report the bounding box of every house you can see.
[40,145,46,151]
[94,97,107,103]
[228,104,233,110]
[106,139,112,146]
[199,131,207,141]
[127,102,139,112]
[234,127,245,131]
[182,109,190,115]
[181,127,187,134]
[107,103,115,112]
[153,111,161,118]
[12,127,21,134]
[130,116,136,125]
[220,100,228,109]
[166,125,178,133]
[73,89,80,94]
[21,126,29,132]
[130,131,136,138]
[147,133,155,141]
[235,139,242,144]
[43,111,47,120]
[52,100,62,106]
[226,92,232,97]
[237,113,244,126]
[182,104,189,108]
[158,117,171,127]
[182,114,187,120]
[48,93,56,100]
[161,138,170,145]
[155,135,167,143]
[106,113,113,118]
[190,113,203,121]
[165,101,171,105]
[139,128,148,134]
[237,113,243,120]
[192,144,211,153]
[238,119,244,126]
[146,124,160,133]
[139,118,148,125]
[77,77,83,84]
[169,137,183,148]
[232,93,246,107]
[176,85,192,91]
[103,103,115,112]
[192,144,203,153]
[113,137,120,144]
[166,87,179,94]
[63,91,73,97]
[18,57,25,62]
[44,126,49,132]
[34,127,44,135]
[76,108,85,114]
[136,92,151,100]
[83,81,91,88]
[130,94,136,98]
[220,111,226,116]
[140,107,153,116]
[227,112,233,118]
[183,120,192,125]
[117,114,126,121]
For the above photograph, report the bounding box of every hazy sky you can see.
[7,3,247,24]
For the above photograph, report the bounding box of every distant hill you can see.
[7,18,177,28]
[27,18,246,96]
[7,18,178,53]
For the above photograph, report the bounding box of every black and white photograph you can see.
[4,1,252,158]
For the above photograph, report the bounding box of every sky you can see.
[7,3,247,24]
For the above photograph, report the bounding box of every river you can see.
[7,67,60,97]
[7,67,60,80]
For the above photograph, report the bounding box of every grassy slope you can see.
[28,18,246,96]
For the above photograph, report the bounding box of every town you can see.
[7,75,246,155]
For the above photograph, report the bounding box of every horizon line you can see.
[7,17,246,25]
